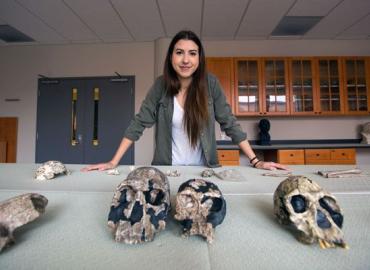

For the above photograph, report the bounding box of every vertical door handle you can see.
[93,87,99,146]
[71,88,78,146]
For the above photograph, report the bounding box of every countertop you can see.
[1,164,370,270]
[217,139,370,150]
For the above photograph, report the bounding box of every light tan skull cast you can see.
[107,167,170,244]
[273,175,347,249]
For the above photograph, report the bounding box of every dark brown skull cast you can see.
[174,179,226,243]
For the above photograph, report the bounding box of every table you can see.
[1,164,370,270]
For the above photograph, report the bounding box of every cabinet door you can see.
[343,57,370,115]
[315,58,344,115]
[262,58,290,115]
[289,58,316,115]
[206,57,234,111]
[234,58,262,115]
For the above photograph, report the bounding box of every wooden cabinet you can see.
[206,57,234,111]
[217,150,240,165]
[262,58,290,115]
[234,58,262,115]
[207,56,370,117]
[305,148,356,164]
[289,58,316,115]
[342,57,370,115]
[315,58,344,115]
[266,148,356,165]
[235,58,290,116]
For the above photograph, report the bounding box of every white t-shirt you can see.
[172,97,204,165]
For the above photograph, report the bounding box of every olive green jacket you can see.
[124,73,247,167]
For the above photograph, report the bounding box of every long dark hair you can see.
[163,30,208,148]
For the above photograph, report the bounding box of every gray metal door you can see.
[36,76,134,165]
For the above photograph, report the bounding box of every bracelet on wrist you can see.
[253,160,262,168]
[249,156,258,164]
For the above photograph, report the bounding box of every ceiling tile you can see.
[158,0,202,37]
[203,0,249,39]
[336,13,370,39]
[288,0,342,16]
[0,0,65,43]
[111,0,164,41]
[16,0,99,42]
[236,0,296,38]
[305,0,370,38]
[63,0,132,42]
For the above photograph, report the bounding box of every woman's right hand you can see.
[81,161,116,172]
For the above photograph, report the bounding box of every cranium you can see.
[0,193,48,252]
[35,161,70,181]
[107,167,170,244]
[174,179,226,243]
[273,175,347,249]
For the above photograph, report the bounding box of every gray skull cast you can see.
[0,193,48,252]
[273,175,347,249]
[35,160,70,181]
[174,179,226,243]
[107,167,170,244]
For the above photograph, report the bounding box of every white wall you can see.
[0,38,370,165]
[0,42,155,164]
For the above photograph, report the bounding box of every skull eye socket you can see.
[144,190,165,206]
[317,209,331,228]
[290,195,307,213]
[319,197,343,228]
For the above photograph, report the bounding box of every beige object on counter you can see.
[318,168,364,178]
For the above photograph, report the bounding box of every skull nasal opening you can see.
[290,195,307,213]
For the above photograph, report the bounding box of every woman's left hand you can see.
[255,161,289,171]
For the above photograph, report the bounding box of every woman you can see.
[83,30,287,171]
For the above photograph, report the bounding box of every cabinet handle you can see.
[316,154,320,157]
[93,88,99,146]
[71,88,78,146]
[290,154,294,157]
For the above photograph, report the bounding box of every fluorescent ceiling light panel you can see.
[271,16,323,36]
[0,25,34,42]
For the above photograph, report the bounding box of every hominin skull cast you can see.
[35,161,70,181]
[174,179,226,243]
[273,175,347,249]
[108,167,170,244]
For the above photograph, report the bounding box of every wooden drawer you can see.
[305,149,331,163]
[217,150,240,165]
[277,149,305,165]
[330,148,356,164]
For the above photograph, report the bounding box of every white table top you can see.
[1,164,370,270]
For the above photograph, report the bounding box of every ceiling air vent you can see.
[0,25,34,43]
[271,16,322,36]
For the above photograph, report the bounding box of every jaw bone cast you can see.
[107,167,170,244]
[273,175,347,249]
[174,179,227,243]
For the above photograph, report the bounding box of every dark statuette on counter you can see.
[0,193,48,252]
[273,175,347,249]
[258,118,271,145]
[107,167,170,244]
[174,179,226,243]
